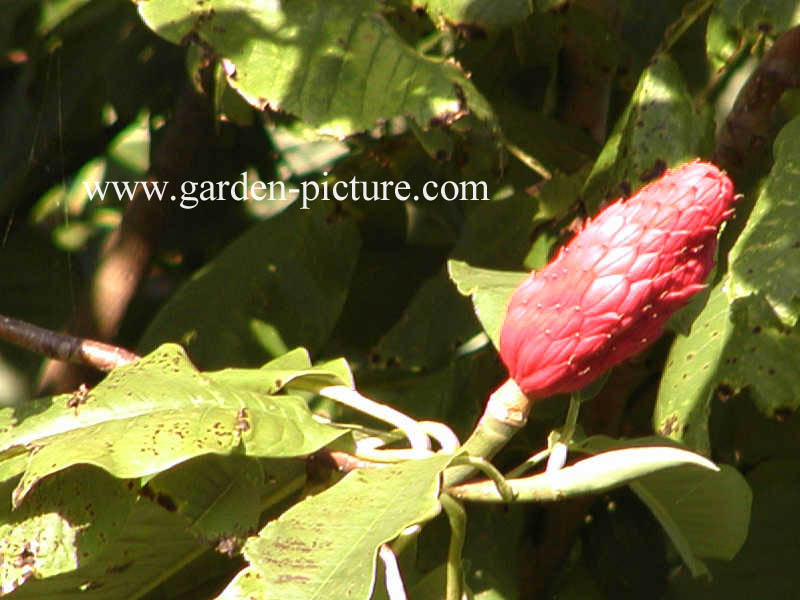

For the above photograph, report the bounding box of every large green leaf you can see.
[582,53,713,213]
[0,464,234,599]
[0,344,347,507]
[729,115,800,328]
[216,453,453,600]
[664,458,800,598]
[576,436,751,577]
[136,0,495,137]
[138,203,360,369]
[632,465,751,563]
[655,280,736,454]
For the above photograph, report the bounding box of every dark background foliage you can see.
[1,0,799,598]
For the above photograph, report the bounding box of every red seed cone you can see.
[499,160,735,399]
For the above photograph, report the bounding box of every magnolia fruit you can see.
[499,160,735,399]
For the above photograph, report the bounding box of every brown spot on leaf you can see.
[660,415,678,436]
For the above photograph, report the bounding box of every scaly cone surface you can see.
[499,160,736,399]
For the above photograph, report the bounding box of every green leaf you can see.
[139,203,360,369]
[658,275,800,434]
[550,446,718,495]
[718,302,800,416]
[462,504,527,599]
[216,453,453,600]
[6,493,208,599]
[576,436,752,576]
[729,115,800,328]
[209,348,355,396]
[146,454,305,542]
[136,0,495,137]
[705,8,742,72]
[375,194,538,369]
[664,458,800,598]
[632,465,751,562]
[420,0,532,29]
[531,166,590,221]
[0,466,135,592]
[713,0,800,35]
[655,280,735,454]
[0,344,347,507]
[447,260,526,349]
[582,53,713,213]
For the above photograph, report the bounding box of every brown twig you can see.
[0,314,140,372]
[713,25,800,178]
[308,449,387,473]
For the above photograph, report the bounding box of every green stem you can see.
[440,494,467,600]
[561,394,581,443]
[443,379,532,488]
[656,0,715,56]
[505,446,552,478]
[448,446,718,503]
[545,394,582,472]
[450,455,515,502]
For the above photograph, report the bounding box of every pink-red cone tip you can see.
[498,160,735,399]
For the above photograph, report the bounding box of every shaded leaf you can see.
[146,454,305,542]
[0,227,77,400]
[216,453,452,600]
[359,348,505,443]
[531,166,590,221]
[576,436,751,577]
[375,194,538,369]
[421,0,532,29]
[462,504,526,600]
[664,458,800,599]
[139,203,360,370]
[713,0,800,35]
[633,465,751,562]
[136,0,495,137]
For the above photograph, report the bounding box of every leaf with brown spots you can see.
[0,344,348,507]
[217,453,453,600]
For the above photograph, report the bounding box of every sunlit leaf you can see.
[216,453,452,600]
[0,344,347,506]
[136,0,495,137]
